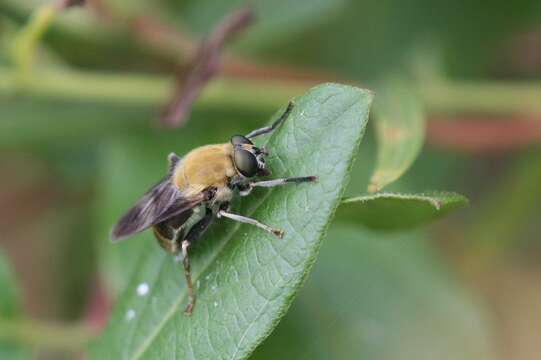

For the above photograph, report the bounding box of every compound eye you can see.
[231,135,253,146]
[234,149,258,177]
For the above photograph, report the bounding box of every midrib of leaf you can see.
[343,192,445,209]
[337,191,469,231]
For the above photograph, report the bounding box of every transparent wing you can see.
[110,176,205,242]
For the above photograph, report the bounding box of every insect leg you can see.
[239,176,317,196]
[217,210,283,238]
[251,176,317,188]
[181,240,194,315]
[180,209,214,316]
[245,101,294,139]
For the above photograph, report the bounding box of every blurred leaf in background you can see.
[368,78,425,193]
[252,226,497,360]
[0,250,29,359]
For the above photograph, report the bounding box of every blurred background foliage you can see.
[1,0,541,359]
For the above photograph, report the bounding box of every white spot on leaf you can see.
[126,309,136,321]
[137,283,149,296]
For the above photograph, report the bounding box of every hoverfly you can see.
[111,102,316,315]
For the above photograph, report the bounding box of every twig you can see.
[427,116,541,153]
[160,6,255,127]
[55,0,86,10]
[2,66,541,118]
[421,80,541,115]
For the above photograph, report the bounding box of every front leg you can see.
[239,175,317,196]
[245,101,294,139]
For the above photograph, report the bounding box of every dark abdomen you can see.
[152,208,194,253]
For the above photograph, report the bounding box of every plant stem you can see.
[0,67,310,112]
[10,4,57,85]
[422,80,541,115]
[1,66,541,116]
[0,318,97,352]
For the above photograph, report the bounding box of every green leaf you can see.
[90,83,373,359]
[368,78,425,193]
[337,192,468,230]
[0,249,29,359]
[251,225,496,360]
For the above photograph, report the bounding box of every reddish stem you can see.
[160,7,255,127]
[427,116,541,153]
[82,277,111,332]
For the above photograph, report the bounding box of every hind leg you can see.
[181,210,214,315]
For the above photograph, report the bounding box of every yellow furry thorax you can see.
[172,143,237,197]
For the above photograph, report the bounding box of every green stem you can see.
[0,67,308,112]
[1,66,540,116]
[10,4,58,85]
[422,80,541,116]
[0,318,97,352]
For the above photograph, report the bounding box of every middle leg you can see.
[217,210,284,238]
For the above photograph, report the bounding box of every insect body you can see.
[111,102,316,315]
